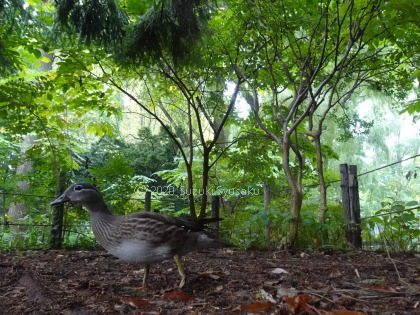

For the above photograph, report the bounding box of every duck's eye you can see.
[74,185,83,191]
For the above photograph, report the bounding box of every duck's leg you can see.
[173,254,185,288]
[142,264,150,289]
[128,265,150,290]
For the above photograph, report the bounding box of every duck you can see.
[50,182,229,289]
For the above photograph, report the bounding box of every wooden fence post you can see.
[145,191,151,212]
[340,164,362,248]
[50,171,66,249]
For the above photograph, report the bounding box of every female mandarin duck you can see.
[51,182,229,289]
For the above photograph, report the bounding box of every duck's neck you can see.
[88,202,115,248]
[84,200,114,216]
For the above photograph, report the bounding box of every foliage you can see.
[0,0,43,75]
[120,127,179,185]
[54,0,128,47]
[210,0,419,246]
[73,130,184,214]
[87,154,150,213]
[297,203,348,249]
[0,0,418,252]
[121,0,210,64]
[0,210,51,249]
[54,0,211,65]
[363,199,419,251]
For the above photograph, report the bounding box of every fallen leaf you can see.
[200,270,220,279]
[282,293,312,314]
[121,297,153,308]
[162,291,193,301]
[235,301,274,313]
[200,270,215,275]
[258,288,276,303]
[370,285,397,292]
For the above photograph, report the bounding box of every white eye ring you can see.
[74,185,83,191]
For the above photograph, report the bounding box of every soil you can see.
[0,249,418,314]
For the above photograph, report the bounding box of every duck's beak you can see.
[50,194,70,206]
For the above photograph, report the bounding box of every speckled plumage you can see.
[50,182,228,288]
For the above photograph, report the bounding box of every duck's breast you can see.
[107,239,173,264]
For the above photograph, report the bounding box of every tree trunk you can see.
[8,50,52,223]
[264,184,271,246]
[199,149,211,218]
[50,172,67,249]
[211,195,220,235]
[281,138,303,248]
[186,163,197,218]
[313,133,329,244]
[287,185,303,248]
[7,135,36,223]
[213,118,229,148]
[157,100,189,146]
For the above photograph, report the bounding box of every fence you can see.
[0,154,419,250]
[338,155,419,248]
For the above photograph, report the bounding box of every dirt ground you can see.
[0,249,418,314]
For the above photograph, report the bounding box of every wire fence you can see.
[1,153,418,201]
[0,154,418,249]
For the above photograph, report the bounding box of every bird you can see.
[50,182,229,289]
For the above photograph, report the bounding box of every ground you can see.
[0,249,418,314]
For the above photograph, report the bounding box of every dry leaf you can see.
[162,291,193,301]
[200,270,215,275]
[121,297,153,308]
[370,285,397,292]
[282,293,312,314]
[258,288,276,303]
[200,270,220,279]
[236,301,274,313]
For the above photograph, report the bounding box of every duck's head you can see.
[50,182,103,207]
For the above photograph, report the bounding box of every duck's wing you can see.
[128,211,220,232]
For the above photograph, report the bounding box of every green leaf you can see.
[405,200,418,207]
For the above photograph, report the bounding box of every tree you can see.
[52,0,249,218]
[0,0,122,247]
[215,0,418,246]
[101,59,244,218]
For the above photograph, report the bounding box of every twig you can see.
[305,291,335,304]
[381,236,402,281]
[382,238,416,293]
